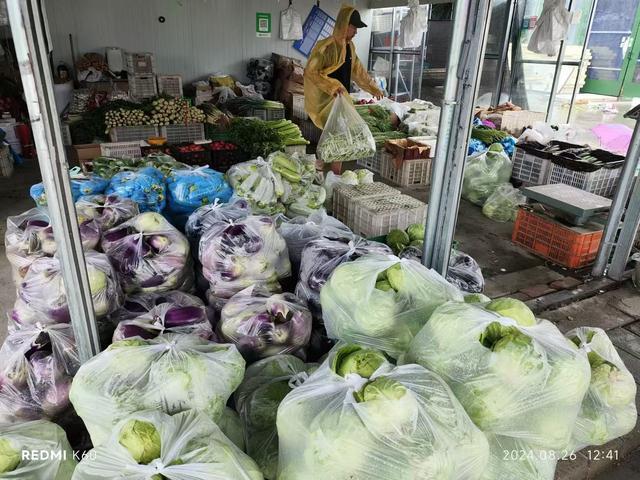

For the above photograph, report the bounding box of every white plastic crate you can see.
[332,182,400,227]
[0,145,13,177]
[356,148,385,174]
[161,123,205,144]
[546,163,622,198]
[511,145,551,186]
[352,194,428,238]
[157,75,183,98]
[100,141,142,158]
[248,107,286,121]
[109,125,159,142]
[125,52,155,75]
[380,151,431,187]
[292,94,307,120]
[130,74,157,100]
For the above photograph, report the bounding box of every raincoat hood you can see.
[333,5,356,41]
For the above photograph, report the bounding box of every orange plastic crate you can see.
[512,207,603,269]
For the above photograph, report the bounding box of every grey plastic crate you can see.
[161,123,205,144]
[511,145,551,186]
[546,163,621,198]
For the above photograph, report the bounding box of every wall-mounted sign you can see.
[256,12,272,38]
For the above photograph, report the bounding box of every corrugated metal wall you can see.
[45,0,372,83]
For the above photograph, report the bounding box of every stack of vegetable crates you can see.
[356,148,385,174]
[109,125,159,142]
[332,182,399,226]
[156,75,183,98]
[129,75,158,101]
[512,206,603,269]
[352,195,428,238]
[99,141,142,159]
[161,123,205,144]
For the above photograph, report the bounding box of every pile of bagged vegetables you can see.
[2,111,637,480]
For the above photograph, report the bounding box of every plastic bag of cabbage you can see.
[277,210,352,272]
[404,302,591,450]
[0,420,76,479]
[166,166,233,216]
[566,327,637,450]
[0,323,78,424]
[321,254,463,357]
[218,406,245,451]
[110,290,213,342]
[234,355,317,480]
[12,251,122,327]
[30,174,108,207]
[69,334,245,446]
[227,158,286,215]
[199,215,291,300]
[219,286,312,360]
[185,198,250,252]
[462,144,512,206]
[72,410,263,480]
[5,207,100,285]
[482,183,526,222]
[101,212,193,294]
[75,194,139,230]
[106,167,166,213]
[296,237,391,320]
[277,344,489,480]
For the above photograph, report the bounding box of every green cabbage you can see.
[465,293,491,304]
[486,298,536,326]
[386,229,410,254]
[0,438,20,473]
[406,223,425,242]
[332,345,386,378]
[118,419,161,465]
[218,407,245,451]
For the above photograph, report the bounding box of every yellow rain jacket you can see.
[304,5,384,129]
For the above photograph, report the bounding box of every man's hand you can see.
[334,87,347,97]
[374,91,384,100]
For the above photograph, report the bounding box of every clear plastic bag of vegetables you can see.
[482,184,526,222]
[75,194,140,230]
[218,406,245,451]
[72,409,263,480]
[234,355,317,480]
[462,144,513,206]
[185,198,250,251]
[0,420,76,479]
[227,158,286,215]
[277,343,490,480]
[218,286,312,361]
[321,254,463,358]
[30,173,108,207]
[5,207,100,285]
[0,323,79,424]
[296,237,391,320]
[565,327,637,450]
[278,210,352,272]
[285,184,327,218]
[447,249,485,293]
[101,212,193,294]
[199,215,291,300]
[106,167,166,213]
[269,151,316,191]
[404,302,591,450]
[13,251,123,326]
[317,95,376,163]
[69,333,245,446]
[166,166,233,216]
[111,291,213,342]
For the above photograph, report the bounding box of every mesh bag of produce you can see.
[72,410,262,480]
[566,327,637,450]
[321,254,463,357]
[296,237,391,320]
[277,344,489,480]
[112,291,213,342]
[13,251,123,326]
[227,159,286,215]
[277,209,352,272]
[0,420,76,479]
[462,144,512,206]
[0,323,78,423]
[218,286,312,361]
[185,199,250,251]
[30,174,108,207]
[199,215,291,300]
[166,166,233,216]
[235,355,317,480]
[317,95,376,163]
[5,207,100,285]
[75,194,140,230]
[404,302,591,450]
[106,167,166,213]
[69,334,245,446]
[482,184,526,222]
[101,212,193,294]
[481,434,558,480]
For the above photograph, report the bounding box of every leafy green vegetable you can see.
[406,223,425,242]
[387,229,410,254]
[228,118,285,158]
[464,293,491,304]
[0,438,20,473]
[472,126,509,145]
[486,298,536,327]
[118,419,161,465]
[332,345,386,378]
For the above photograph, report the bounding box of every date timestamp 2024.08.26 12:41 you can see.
[503,449,619,462]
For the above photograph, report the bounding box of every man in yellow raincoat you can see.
[304,5,384,130]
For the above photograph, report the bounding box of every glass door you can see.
[620,25,640,96]
[581,0,640,96]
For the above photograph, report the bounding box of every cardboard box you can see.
[69,143,100,171]
[384,139,431,168]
